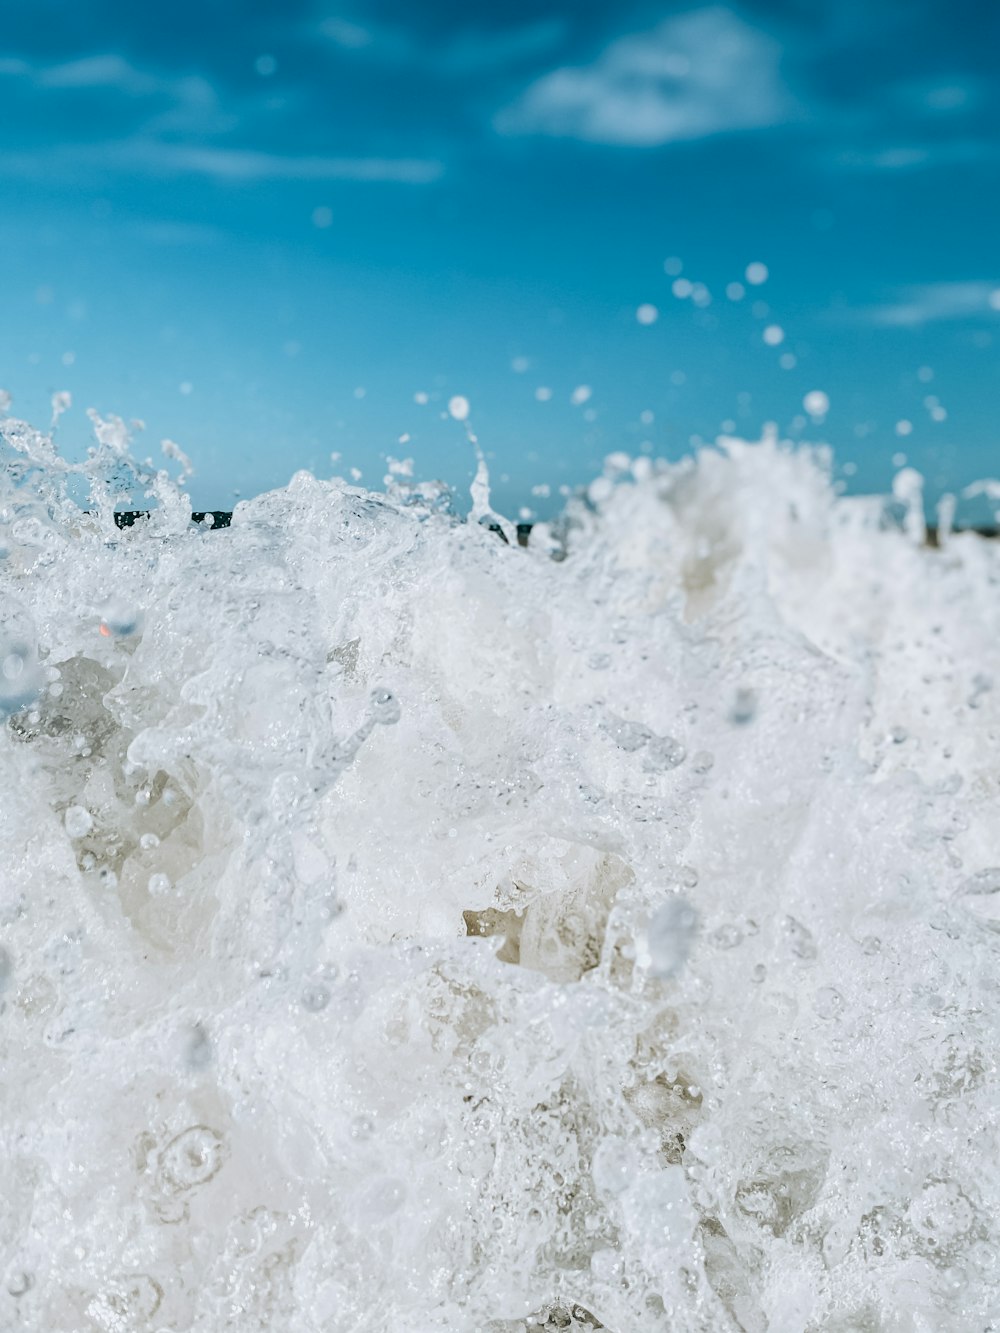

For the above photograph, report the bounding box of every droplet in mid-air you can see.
[99,596,143,639]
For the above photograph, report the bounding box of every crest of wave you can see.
[2,398,999,1332]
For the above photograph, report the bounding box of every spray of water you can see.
[2,396,999,1331]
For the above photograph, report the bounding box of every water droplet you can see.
[99,595,143,638]
[803,389,830,418]
[644,735,686,771]
[605,717,652,752]
[64,805,93,839]
[647,896,698,979]
[370,687,401,725]
[139,832,160,850]
[148,873,172,896]
[691,750,715,773]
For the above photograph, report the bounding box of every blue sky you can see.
[1,0,999,515]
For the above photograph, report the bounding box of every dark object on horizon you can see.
[113,510,234,530]
[111,511,535,545]
[109,512,997,548]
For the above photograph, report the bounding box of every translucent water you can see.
[3,400,1000,1331]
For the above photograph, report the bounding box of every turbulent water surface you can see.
[2,402,1000,1332]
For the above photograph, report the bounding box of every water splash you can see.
[3,397,1000,1330]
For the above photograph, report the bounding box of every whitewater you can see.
[2,397,999,1332]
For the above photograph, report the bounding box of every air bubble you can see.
[158,1126,226,1193]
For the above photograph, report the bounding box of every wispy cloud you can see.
[135,144,444,184]
[0,141,443,186]
[494,6,792,147]
[0,50,442,187]
[843,282,1000,328]
[830,140,1000,173]
[37,54,160,94]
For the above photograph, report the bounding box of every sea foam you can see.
[2,402,999,1331]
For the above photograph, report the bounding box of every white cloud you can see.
[0,141,443,186]
[846,283,1000,328]
[495,7,791,146]
[38,54,160,94]
[831,140,1000,173]
[137,145,444,183]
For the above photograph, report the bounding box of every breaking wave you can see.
[2,398,999,1331]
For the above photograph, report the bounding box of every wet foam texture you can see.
[2,401,1000,1332]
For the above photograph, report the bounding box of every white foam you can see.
[2,402,1000,1330]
